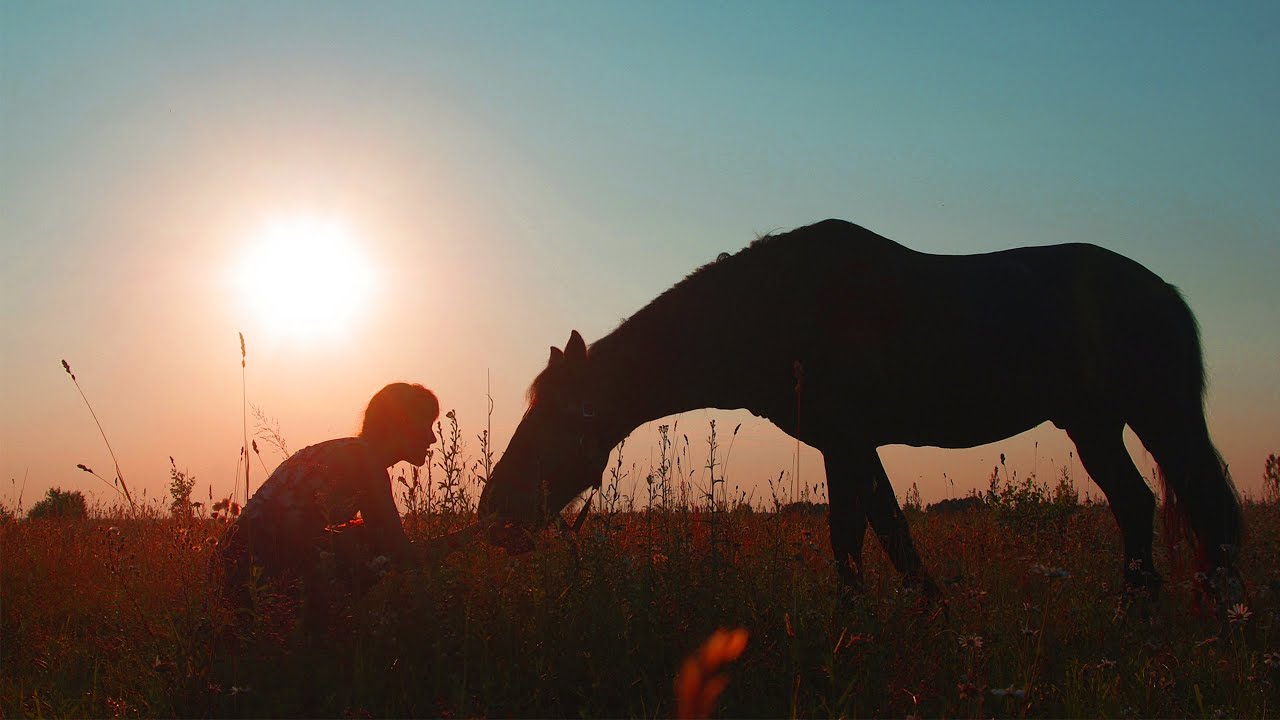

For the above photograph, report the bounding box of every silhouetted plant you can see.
[1265,453,1280,503]
[985,459,1079,527]
[168,457,196,518]
[433,409,468,515]
[61,359,134,509]
[28,487,87,520]
[903,481,924,516]
[250,403,290,460]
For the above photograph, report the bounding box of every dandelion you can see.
[675,628,748,719]
[1226,603,1252,626]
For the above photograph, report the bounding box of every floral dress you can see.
[218,437,409,603]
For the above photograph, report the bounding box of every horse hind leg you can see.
[857,450,939,597]
[1128,405,1243,583]
[1066,424,1160,595]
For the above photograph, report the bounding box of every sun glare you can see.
[235,216,374,342]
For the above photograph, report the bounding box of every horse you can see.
[477,219,1243,600]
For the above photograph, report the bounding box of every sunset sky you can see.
[3,2,1277,513]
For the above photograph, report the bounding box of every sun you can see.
[235,216,374,342]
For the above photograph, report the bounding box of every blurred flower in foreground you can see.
[676,627,749,719]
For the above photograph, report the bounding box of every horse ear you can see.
[564,330,587,364]
[549,346,564,365]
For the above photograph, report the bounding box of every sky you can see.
[3,1,1278,514]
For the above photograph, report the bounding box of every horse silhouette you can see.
[479,219,1242,599]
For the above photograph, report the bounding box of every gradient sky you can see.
[3,1,1277,513]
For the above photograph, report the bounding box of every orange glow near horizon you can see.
[234,216,375,344]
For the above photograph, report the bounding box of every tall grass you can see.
[4,415,1279,717]
[11,356,1275,716]
[62,359,134,510]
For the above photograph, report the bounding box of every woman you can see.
[219,382,444,617]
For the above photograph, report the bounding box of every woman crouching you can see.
[218,382,446,628]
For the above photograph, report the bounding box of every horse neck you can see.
[588,305,777,445]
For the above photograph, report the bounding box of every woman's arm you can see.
[357,465,414,563]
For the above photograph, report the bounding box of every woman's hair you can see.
[360,383,440,441]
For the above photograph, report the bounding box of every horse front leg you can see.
[860,450,940,598]
[824,453,868,601]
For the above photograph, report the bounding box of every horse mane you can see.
[524,219,891,407]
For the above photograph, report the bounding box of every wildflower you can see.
[1226,603,1252,626]
[675,628,748,719]
[1263,652,1280,670]
[1097,658,1117,671]
[958,634,983,651]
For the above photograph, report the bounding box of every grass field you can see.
[4,480,1279,718]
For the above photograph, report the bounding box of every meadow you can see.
[4,420,1280,719]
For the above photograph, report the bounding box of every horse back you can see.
[785,224,1193,446]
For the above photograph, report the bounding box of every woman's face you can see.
[404,411,438,466]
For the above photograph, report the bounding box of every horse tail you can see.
[1128,284,1243,573]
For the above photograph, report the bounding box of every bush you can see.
[168,457,196,518]
[28,487,87,520]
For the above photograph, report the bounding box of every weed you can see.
[10,419,1280,717]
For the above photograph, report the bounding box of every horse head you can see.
[479,329,613,551]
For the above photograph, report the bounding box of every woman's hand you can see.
[416,521,487,564]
